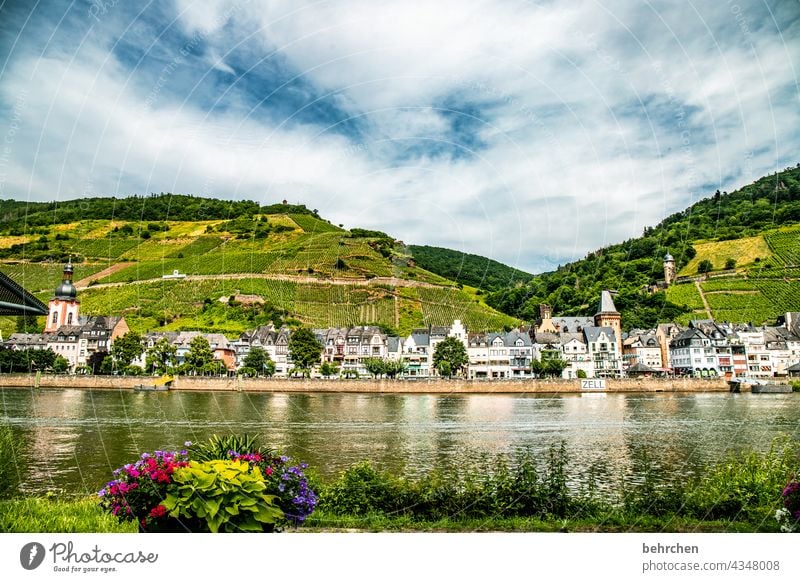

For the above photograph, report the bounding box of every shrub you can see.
[684,438,797,522]
[320,461,400,515]
[163,460,283,533]
[0,424,22,499]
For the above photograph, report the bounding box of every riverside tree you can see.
[185,336,214,373]
[146,337,177,375]
[110,331,145,368]
[243,347,276,377]
[288,327,322,374]
[432,337,468,377]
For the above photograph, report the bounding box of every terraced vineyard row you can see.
[701,278,759,292]
[416,287,518,331]
[752,279,800,313]
[288,214,342,234]
[0,262,111,293]
[765,230,800,266]
[665,283,705,310]
[166,236,224,257]
[65,238,140,259]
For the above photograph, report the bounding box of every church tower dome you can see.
[45,260,80,332]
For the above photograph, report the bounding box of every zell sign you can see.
[580,379,606,390]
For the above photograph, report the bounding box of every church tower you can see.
[663,252,676,286]
[594,290,622,354]
[44,260,80,332]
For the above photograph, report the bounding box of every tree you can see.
[697,259,713,274]
[185,335,214,372]
[384,359,406,379]
[543,358,568,378]
[724,258,737,270]
[288,327,322,372]
[111,331,145,368]
[576,369,587,379]
[146,338,177,375]
[432,337,468,377]
[243,347,275,377]
[437,361,453,378]
[52,355,70,374]
[362,358,386,378]
[320,362,339,378]
[86,350,108,374]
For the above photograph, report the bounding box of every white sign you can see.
[581,379,606,391]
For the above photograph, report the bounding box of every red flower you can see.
[149,505,167,518]
[265,466,273,476]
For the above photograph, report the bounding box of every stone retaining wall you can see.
[0,374,730,393]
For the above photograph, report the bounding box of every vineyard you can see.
[764,228,800,266]
[287,214,342,234]
[665,283,705,310]
[0,262,110,293]
[415,287,519,331]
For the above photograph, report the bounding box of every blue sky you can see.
[0,0,798,273]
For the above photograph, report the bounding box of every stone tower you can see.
[663,252,676,286]
[45,260,80,332]
[594,290,622,354]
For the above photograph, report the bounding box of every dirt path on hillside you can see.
[695,280,713,319]
[74,262,135,287]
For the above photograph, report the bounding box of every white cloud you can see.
[1,0,798,273]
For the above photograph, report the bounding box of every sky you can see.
[0,0,798,273]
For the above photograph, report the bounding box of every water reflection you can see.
[1,388,798,495]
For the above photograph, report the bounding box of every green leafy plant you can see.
[163,460,283,532]
[189,434,262,462]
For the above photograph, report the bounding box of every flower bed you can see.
[98,436,317,533]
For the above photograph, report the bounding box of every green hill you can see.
[486,163,800,329]
[0,196,519,338]
[408,245,532,291]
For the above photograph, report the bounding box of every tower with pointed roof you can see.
[44,260,80,332]
[594,290,622,354]
[663,252,676,286]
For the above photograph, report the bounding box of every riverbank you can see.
[0,374,731,393]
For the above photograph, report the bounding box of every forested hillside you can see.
[408,245,532,291]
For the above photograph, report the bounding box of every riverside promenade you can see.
[0,374,730,393]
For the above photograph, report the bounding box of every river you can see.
[1,388,798,495]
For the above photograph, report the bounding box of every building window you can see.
[52,312,58,324]
[67,313,73,325]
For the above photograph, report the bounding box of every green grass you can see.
[0,497,135,533]
[302,511,771,533]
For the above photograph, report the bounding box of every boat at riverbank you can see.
[133,384,169,392]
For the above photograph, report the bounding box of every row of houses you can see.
[3,262,800,379]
